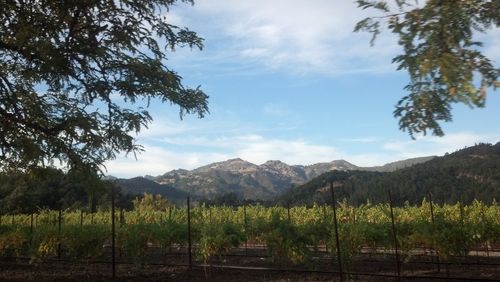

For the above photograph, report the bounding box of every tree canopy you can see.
[0,0,208,172]
[355,0,499,137]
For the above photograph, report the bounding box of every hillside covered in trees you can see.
[280,142,500,206]
[0,168,136,214]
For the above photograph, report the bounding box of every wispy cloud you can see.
[234,136,340,165]
[168,0,401,76]
[105,145,231,178]
[138,118,194,139]
[263,103,291,117]
[383,132,500,159]
[339,137,380,143]
[476,28,500,64]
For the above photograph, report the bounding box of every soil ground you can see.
[1,251,499,282]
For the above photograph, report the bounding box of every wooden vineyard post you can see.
[322,205,328,253]
[244,204,248,256]
[168,206,172,253]
[111,186,116,279]
[120,209,124,226]
[57,209,62,259]
[388,190,401,282]
[80,210,84,227]
[29,213,34,245]
[30,213,34,232]
[187,196,192,269]
[30,213,34,233]
[352,206,356,224]
[459,202,468,257]
[428,192,441,273]
[287,203,291,222]
[119,208,124,259]
[209,205,212,224]
[330,182,344,282]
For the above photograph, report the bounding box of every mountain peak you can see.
[262,160,287,166]
[225,158,249,164]
[303,159,359,179]
[260,160,306,182]
[220,158,254,165]
[261,160,293,171]
[194,158,258,173]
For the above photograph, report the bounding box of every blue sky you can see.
[105,0,500,178]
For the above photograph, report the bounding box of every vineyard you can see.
[0,198,499,281]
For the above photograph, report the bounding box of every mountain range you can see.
[116,155,434,201]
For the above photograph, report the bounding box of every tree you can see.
[0,167,109,213]
[355,0,499,137]
[133,193,171,211]
[0,0,208,172]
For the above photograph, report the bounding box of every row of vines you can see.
[0,200,499,270]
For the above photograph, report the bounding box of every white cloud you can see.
[105,145,230,178]
[241,48,270,58]
[166,1,499,77]
[138,117,194,139]
[383,132,500,159]
[339,137,380,143]
[263,103,291,117]
[235,137,340,165]
[482,29,500,64]
[170,0,401,75]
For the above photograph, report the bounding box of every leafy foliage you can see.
[0,226,27,257]
[61,224,109,260]
[0,0,208,171]
[117,223,154,266]
[355,0,499,137]
[197,222,245,264]
[0,167,134,213]
[30,225,61,261]
[0,202,498,271]
[259,213,312,266]
[132,193,172,212]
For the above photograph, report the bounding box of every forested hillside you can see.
[280,143,500,205]
[0,168,134,213]
[115,177,188,204]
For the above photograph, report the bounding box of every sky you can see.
[105,0,500,178]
